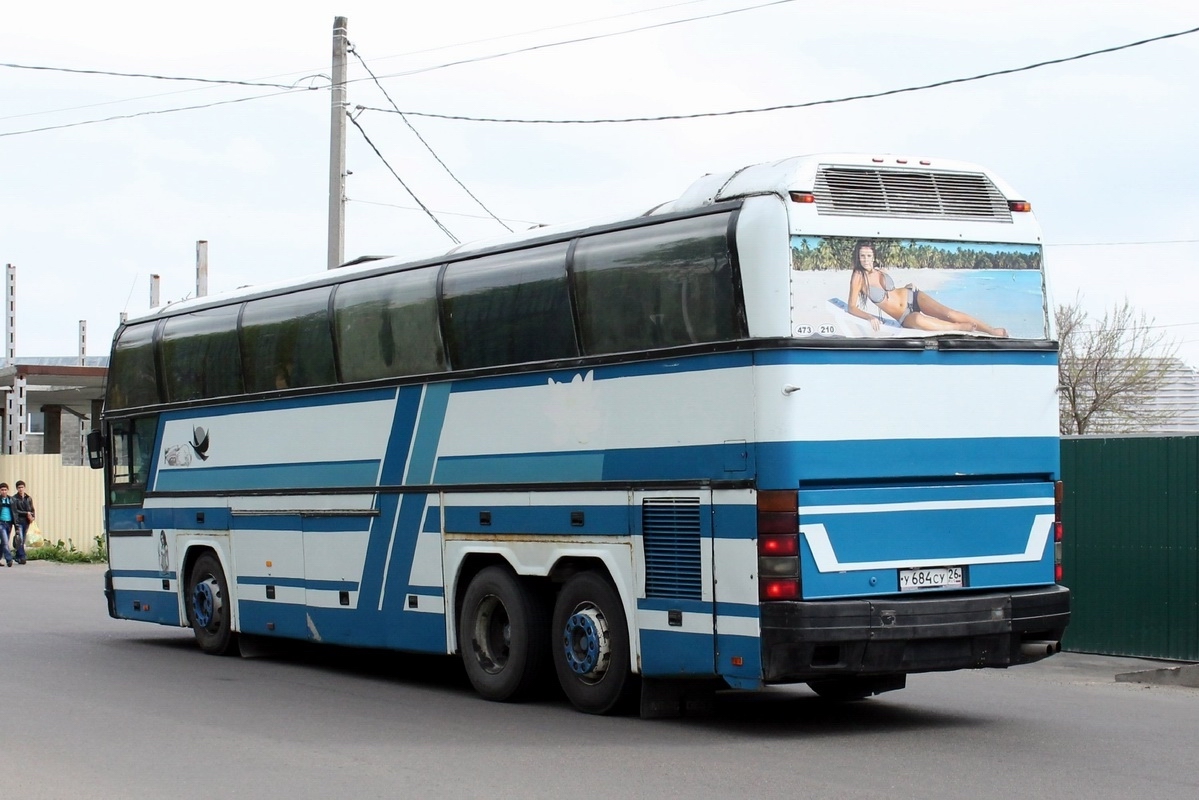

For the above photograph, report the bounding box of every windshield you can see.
[789,236,1047,340]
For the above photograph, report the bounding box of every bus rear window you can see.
[789,236,1047,340]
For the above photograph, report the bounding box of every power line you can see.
[348,197,544,226]
[1,0,789,126]
[349,45,512,232]
[358,22,1199,124]
[0,61,319,91]
[0,87,309,138]
[348,114,460,244]
[366,0,797,82]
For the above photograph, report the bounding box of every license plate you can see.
[898,566,963,591]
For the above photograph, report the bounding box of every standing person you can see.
[846,240,1008,336]
[12,480,34,566]
[0,483,14,568]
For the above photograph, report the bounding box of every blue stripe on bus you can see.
[715,602,759,618]
[237,576,360,592]
[230,515,373,533]
[408,383,450,485]
[406,584,445,598]
[153,460,380,492]
[422,506,440,533]
[378,386,422,486]
[638,628,715,677]
[157,388,398,420]
[800,481,1054,506]
[798,537,1056,600]
[449,352,753,393]
[758,436,1059,486]
[434,442,748,485]
[638,598,711,614]
[110,569,178,580]
[111,590,181,626]
[806,505,1043,563]
[446,504,629,535]
[435,452,604,484]
[753,348,1056,367]
[716,632,763,686]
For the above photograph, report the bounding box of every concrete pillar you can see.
[42,404,61,455]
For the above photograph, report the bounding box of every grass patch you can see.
[25,535,108,564]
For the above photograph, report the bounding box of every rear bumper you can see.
[759,584,1070,683]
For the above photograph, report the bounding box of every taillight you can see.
[1054,480,1064,582]
[758,490,799,601]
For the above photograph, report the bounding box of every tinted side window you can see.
[161,306,244,402]
[241,288,336,393]
[333,267,446,382]
[442,243,578,370]
[107,322,160,410]
[573,214,742,355]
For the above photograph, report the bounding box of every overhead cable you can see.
[348,114,461,244]
[357,23,1199,124]
[366,0,797,81]
[0,88,309,138]
[349,44,512,232]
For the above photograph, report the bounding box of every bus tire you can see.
[552,571,636,715]
[187,553,238,656]
[459,566,550,702]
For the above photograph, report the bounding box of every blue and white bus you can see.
[94,153,1070,716]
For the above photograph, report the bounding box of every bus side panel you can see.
[711,492,763,688]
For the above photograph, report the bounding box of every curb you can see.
[1115,664,1199,688]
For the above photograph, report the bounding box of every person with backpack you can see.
[0,483,14,567]
[12,480,34,565]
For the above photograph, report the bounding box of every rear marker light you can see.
[1009,200,1032,213]
[789,191,816,204]
[758,490,800,601]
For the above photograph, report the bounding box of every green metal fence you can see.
[1061,435,1199,661]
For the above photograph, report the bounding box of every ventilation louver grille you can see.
[643,498,702,600]
[813,166,1012,222]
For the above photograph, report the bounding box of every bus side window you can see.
[333,267,447,382]
[107,322,161,410]
[161,306,244,402]
[241,288,336,393]
[441,243,577,370]
[573,212,742,355]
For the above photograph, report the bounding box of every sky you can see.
[3,0,1198,365]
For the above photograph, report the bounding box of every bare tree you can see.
[1056,297,1179,435]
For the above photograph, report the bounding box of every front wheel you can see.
[458,566,550,702]
[187,553,238,655]
[552,571,636,715]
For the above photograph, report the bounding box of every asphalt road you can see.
[2,562,1195,800]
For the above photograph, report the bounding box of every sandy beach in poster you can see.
[790,268,1046,340]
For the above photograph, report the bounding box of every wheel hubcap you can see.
[563,606,610,682]
[191,578,220,629]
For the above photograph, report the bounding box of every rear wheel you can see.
[187,553,238,655]
[459,566,550,702]
[552,571,636,715]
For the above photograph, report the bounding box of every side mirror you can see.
[86,429,105,470]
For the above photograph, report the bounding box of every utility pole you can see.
[196,239,209,297]
[327,15,349,270]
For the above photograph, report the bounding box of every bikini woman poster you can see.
[789,236,1047,340]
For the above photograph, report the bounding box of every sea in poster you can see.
[790,236,1048,340]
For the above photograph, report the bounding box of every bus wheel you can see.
[459,566,549,702]
[552,571,636,715]
[187,553,238,656]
